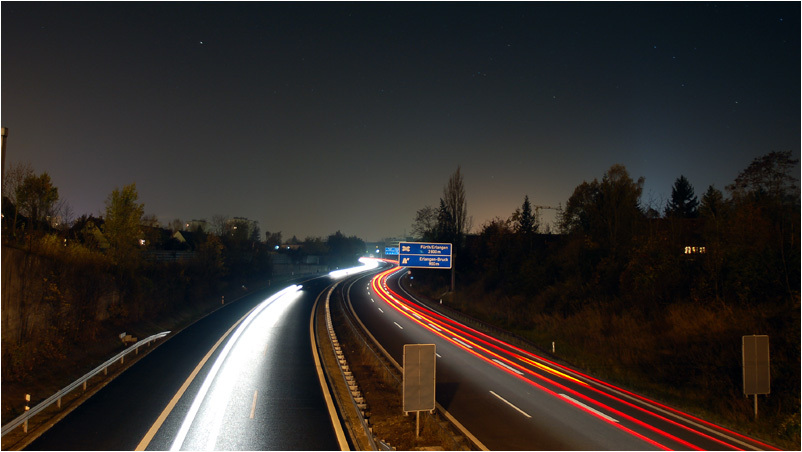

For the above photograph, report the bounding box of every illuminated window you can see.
[684,246,707,255]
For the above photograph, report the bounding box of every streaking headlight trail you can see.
[328,257,380,279]
[170,284,302,451]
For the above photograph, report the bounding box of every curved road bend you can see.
[25,274,360,451]
[346,266,780,451]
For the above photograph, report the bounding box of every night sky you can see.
[2,2,799,241]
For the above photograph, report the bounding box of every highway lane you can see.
[346,266,780,451]
[24,274,347,451]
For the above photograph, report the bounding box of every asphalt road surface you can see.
[25,274,346,451]
[346,266,780,451]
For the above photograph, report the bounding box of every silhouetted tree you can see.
[103,183,144,266]
[726,151,800,301]
[560,164,644,258]
[512,195,538,235]
[699,185,728,302]
[327,231,365,267]
[16,172,59,231]
[265,231,282,249]
[435,198,454,243]
[442,166,468,246]
[411,205,438,241]
[665,175,699,218]
[726,150,799,204]
[210,214,229,236]
[2,161,33,237]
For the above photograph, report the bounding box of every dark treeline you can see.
[412,152,799,446]
[1,174,365,386]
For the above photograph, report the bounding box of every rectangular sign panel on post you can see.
[403,344,436,413]
[385,247,399,255]
[399,242,452,269]
[400,242,451,256]
[399,255,451,268]
[743,335,770,395]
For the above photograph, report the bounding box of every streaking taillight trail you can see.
[368,266,778,451]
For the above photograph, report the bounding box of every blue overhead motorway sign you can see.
[385,247,400,256]
[399,242,452,269]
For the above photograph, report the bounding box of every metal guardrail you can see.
[1,331,170,437]
[324,284,382,450]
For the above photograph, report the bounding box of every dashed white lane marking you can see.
[371,297,375,303]
[490,390,531,418]
[436,353,442,358]
[394,322,404,330]
[378,307,384,313]
[250,391,258,419]
[412,313,422,320]
[428,324,442,332]
[493,358,524,375]
[452,337,473,349]
[559,393,619,423]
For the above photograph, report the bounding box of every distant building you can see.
[185,219,209,233]
[173,230,202,250]
[226,217,259,240]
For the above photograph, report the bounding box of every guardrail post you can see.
[104,367,108,376]
[57,397,61,409]
[83,380,87,391]
[24,395,30,432]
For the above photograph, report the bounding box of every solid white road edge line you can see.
[311,285,350,451]
[490,390,532,418]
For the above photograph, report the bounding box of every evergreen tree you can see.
[513,195,537,235]
[665,175,699,218]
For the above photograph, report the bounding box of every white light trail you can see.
[170,285,302,451]
[329,257,379,279]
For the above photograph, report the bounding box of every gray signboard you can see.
[742,335,770,395]
[403,344,436,413]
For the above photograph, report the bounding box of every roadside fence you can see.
[1,331,170,438]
